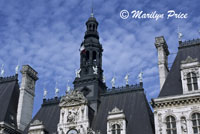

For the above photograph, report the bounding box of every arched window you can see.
[192,113,200,134]
[111,124,121,134]
[166,116,177,134]
[187,72,198,91]
[92,51,96,61]
[86,51,89,61]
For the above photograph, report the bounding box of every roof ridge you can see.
[179,38,200,48]
[42,97,61,106]
[0,74,18,83]
[101,84,144,96]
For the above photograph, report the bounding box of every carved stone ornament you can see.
[181,117,187,133]
[87,128,100,134]
[183,68,200,80]
[31,119,43,126]
[59,90,87,107]
[181,56,198,64]
[109,107,123,114]
[108,120,123,130]
[67,110,79,123]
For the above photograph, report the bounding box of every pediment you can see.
[59,90,87,107]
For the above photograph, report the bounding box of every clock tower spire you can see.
[73,15,106,112]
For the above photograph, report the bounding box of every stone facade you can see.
[58,90,90,134]
[152,93,200,134]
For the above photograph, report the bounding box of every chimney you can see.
[17,65,38,131]
[155,36,170,90]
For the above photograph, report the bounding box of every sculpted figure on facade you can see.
[181,117,187,134]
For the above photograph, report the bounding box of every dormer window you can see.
[180,56,200,94]
[107,107,126,134]
[111,124,121,134]
[187,72,198,91]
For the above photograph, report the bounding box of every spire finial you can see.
[1,64,5,77]
[91,0,94,17]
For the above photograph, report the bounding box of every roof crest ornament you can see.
[181,56,198,64]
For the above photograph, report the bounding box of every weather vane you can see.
[91,0,94,17]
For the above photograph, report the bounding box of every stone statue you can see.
[1,64,4,77]
[103,75,106,83]
[66,80,71,93]
[138,72,143,83]
[76,68,81,78]
[181,117,187,133]
[111,77,116,88]
[55,82,59,97]
[93,66,98,74]
[15,64,20,74]
[124,73,129,85]
[177,26,183,41]
[67,110,78,123]
[43,88,47,99]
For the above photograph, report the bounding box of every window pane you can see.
[193,127,198,133]
[194,83,198,90]
[172,129,177,134]
[188,84,192,91]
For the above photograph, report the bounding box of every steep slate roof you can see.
[23,98,61,134]
[92,85,155,134]
[159,39,200,97]
[0,75,20,128]
[26,85,154,134]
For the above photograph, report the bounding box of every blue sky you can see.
[0,0,199,116]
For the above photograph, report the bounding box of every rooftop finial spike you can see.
[91,0,94,17]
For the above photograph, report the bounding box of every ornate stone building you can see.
[0,13,200,134]
[152,37,200,134]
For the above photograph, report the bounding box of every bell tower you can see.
[73,14,106,112]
